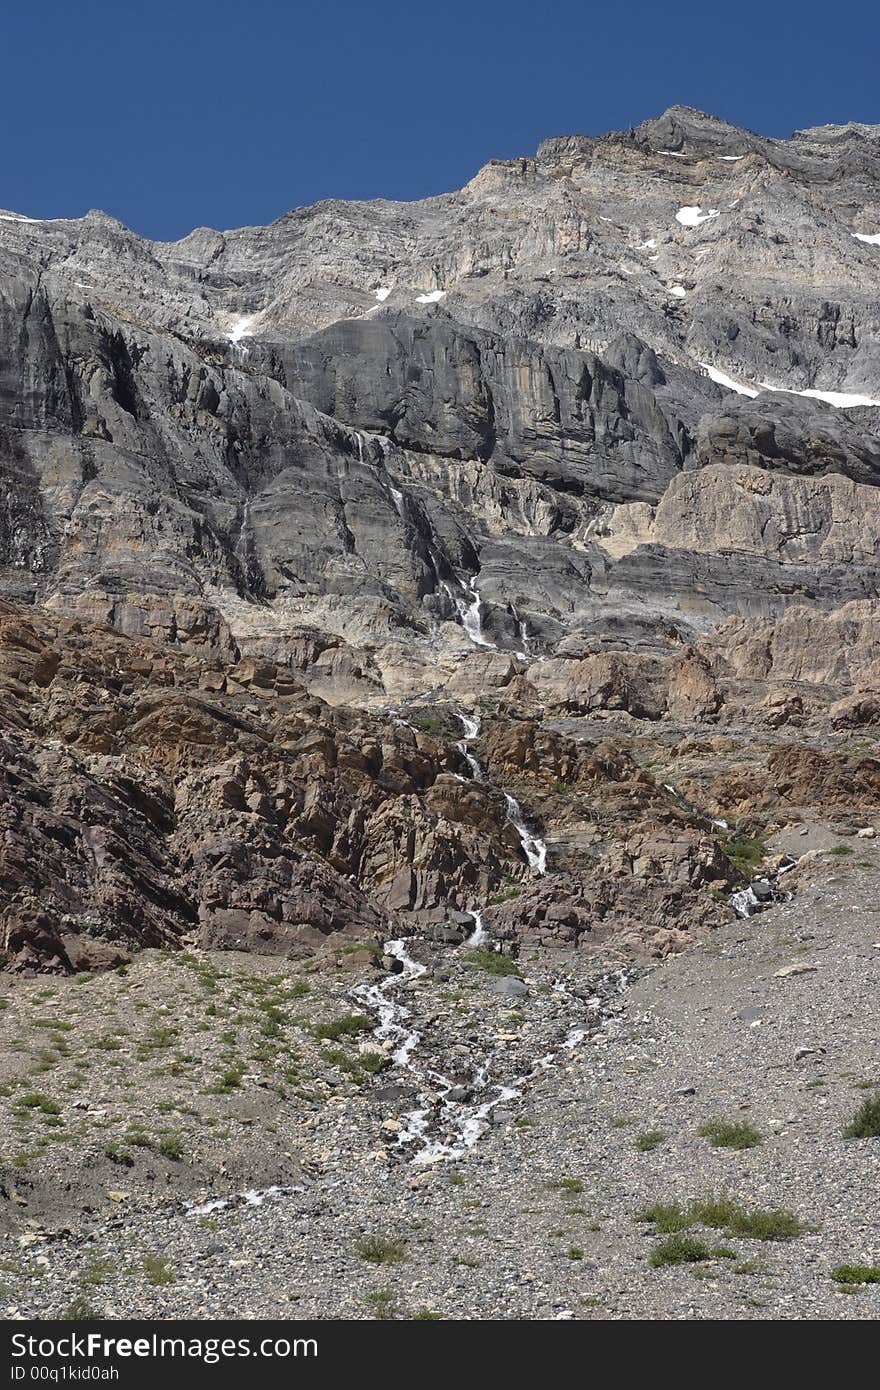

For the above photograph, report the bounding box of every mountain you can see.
[4,105,880,1322]
[2,105,880,972]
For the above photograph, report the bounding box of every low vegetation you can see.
[634,1130,666,1152]
[831,1265,880,1286]
[545,1177,584,1195]
[698,1117,762,1150]
[463,949,521,977]
[354,1236,406,1265]
[650,1234,717,1267]
[313,1014,372,1042]
[722,835,767,875]
[844,1093,880,1139]
[638,1197,803,1243]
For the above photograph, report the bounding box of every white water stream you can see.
[351,931,634,1165]
[503,793,548,875]
[343,707,580,1165]
[455,576,496,649]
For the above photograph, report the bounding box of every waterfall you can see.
[503,793,548,874]
[456,710,483,781]
[512,604,529,659]
[457,711,481,740]
[466,910,487,945]
[455,576,496,649]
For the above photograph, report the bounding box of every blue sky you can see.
[3,0,878,241]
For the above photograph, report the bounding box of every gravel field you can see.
[2,847,879,1321]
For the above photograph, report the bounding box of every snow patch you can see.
[761,382,880,409]
[668,285,687,298]
[699,362,759,397]
[853,232,880,246]
[226,315,255,345]
[717,154,745,161]
[676,206,720,228]
[415,289,446,304]
[657,149,688,157]
[697,362,878,409]
[374,286,392,300]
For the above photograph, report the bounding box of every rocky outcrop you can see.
[3,107,880,966]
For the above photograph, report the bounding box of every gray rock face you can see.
[0,104,879,689]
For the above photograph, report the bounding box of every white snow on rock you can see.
[635,238,657,250]
[802,389,880,407]
[668,285,687,298]
[415,289,446,304]
[374,286,392,301]
[657,149,688,157]
[783,387,880,408]
[676,206,720,227]
[699,361,880,409]
[853,232,880,246]
[760,381,880,409]
[226,315,255,344]
[717,154,745,161]
[699,362,758,397]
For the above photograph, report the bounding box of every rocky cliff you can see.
[3,105,880,971]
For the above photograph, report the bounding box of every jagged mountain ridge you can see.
[2,104,880,698]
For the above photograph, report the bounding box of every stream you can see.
[346,709,628,1166]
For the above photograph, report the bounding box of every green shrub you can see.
[636,1203,690,1233]
[650,1234,715,1267]
[690,1198,802,1241]
[844,1093,880,1139]
[313,1014,372,1041]
[723,835,767,875]
[463,949,521,977]
[635,1130,666,1152]
[698,1118,762,1150]
[832,1265,880,1286]
[141,1256,175,1286]
[639,1197,803,1242]
[546,1177,584,1194]
[61,1296,100,1321]
[354,1236,406,1265]
[14,1093,61,1116]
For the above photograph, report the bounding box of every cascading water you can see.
[455,576,496,649]
[466,910,487,945]
[352,942,636,1166]
[455,710,483,782]
[458,711,481,741]
[503,793,548,875]
[456,709,547,873]
[346,705,568,1166]
[511,603,529,660]
[351,937,427,1067]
